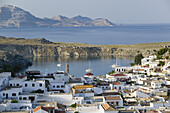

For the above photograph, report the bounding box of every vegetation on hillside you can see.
[0,36,170,49]
[156,48,170,59]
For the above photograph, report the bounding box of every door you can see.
[6,94,8,99]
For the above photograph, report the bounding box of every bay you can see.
[0,25,169,76]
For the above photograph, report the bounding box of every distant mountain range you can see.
[0,5,115,28]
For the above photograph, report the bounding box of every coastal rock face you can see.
[0,52,32,70]
[0,37,165,58]
[0,5,115,28]
[0,43,157,58]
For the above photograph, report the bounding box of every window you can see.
[3,93,5,96]
[19,97,22,100]
[119,86,121,90]
[10,84,12,86]
[53,85,55,88]
[116,101,119,106]
[32,84,35,87]
[23,97,27,100]
[61,85,64,88]
[25,84,28,87]
[12,93,16,96]
[17,84,19,86]
[39,83,42,87]
[19,92,21,95]
[57,85,60,88]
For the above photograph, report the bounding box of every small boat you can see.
[110,55,119,68]
[86,60,93,72]
[86,68,93,73]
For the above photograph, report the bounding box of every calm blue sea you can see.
[0,25,170,45]
[0,25,169,76]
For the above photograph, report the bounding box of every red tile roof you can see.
[109,73,126,77]
[101,103,116,111]
[84,72,94,76]
[18,76,25,79]
[33,106,48,112]
[43,107,55,110]
[112,82,121,85]
[105,96,122,100]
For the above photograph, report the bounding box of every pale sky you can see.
[0,0,170,24]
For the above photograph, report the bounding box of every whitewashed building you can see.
[0,86,22,99]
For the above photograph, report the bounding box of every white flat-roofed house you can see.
[115,66,135,73]
[23,80,46,93]
[9,76,27,87]
[18,93,38,102]
[98,84,110,90]
[53,71,69,83]
[149,61,159,68]
[151,81,162,89]
[49,81,65,92]
[141,55,156,66]
[106,73,127,81]
[104,96,123,107]
[0,72,11,91]
[9,77,46,93]
[136,75,147,85]
[0,86,22,99]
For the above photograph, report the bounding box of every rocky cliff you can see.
[0,36,169,58]
[0,50,32,72]
[0,5,114,28]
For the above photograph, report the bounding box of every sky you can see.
[0,0,170,24]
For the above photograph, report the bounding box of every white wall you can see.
[0,87,22,99]
[49,82,65,91]
[23,80,45,92]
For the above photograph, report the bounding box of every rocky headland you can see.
[0,50,32,73]
[0,5,115,28]
[0,36,169,58]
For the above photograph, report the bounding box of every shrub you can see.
[11,99,18,103]
[108,70,115,75]
[130,63,135,66]
[70,103,77,108]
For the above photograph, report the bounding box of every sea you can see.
[0,24,170,76]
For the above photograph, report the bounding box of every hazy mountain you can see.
[0,5,115,28]
[72,15,92,22]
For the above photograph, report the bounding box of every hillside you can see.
[0,36,169,57]
[0,5,114,28]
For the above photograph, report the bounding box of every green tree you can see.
[135,54,144,65]
[156,48,169,56]
[158,61,165,66]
